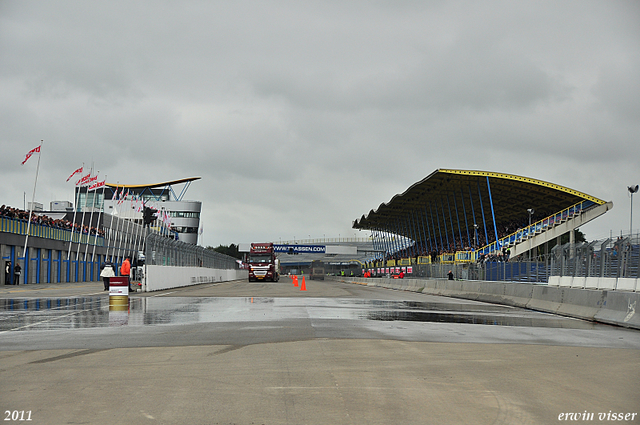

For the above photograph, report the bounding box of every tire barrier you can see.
[334,276,640,330]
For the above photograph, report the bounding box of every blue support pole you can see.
[458,190,471,250]
[411,210,424,256]
[46,249,51,283]
[422,206,433,254]
[397,219,406,256]
[22,248,27,285]
[402,216,411,257]
[430,203,441,252]
[446,195,457,250]
[440,199,451,250]
[468,185,478,249]
[393,219,402,256]
[452,192,464,250]
[486,176,500,247]
[56,250,61,283]
[406,215,416,257]
[478,180,489,249]
[35,248,41,284]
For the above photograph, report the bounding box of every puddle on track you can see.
[0,296,605,331]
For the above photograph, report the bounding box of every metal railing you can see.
[550,234,639,279]
[1,216,103,246]
[144,232,238,269]
[477,200,596,256]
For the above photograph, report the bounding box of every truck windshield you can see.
[249,254,272,263]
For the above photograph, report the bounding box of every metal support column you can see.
[446,194,457,250]
[478,180,489,249]
[486,176,499,247]
[459,190,471,250]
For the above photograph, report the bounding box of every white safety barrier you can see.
[616,278,638,292]
[334,276,640,330]
[144,265,248,292]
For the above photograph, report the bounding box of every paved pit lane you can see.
[0,296,609,332]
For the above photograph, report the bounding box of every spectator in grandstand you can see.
[1,204,106,237]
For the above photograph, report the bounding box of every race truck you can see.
[247,243,280,282]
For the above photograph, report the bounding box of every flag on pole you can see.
[66,166,83,182]
[22,145,41,165]
[76,172,92,186]
[88,180,105,191]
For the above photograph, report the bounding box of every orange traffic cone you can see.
[293,275,298,287]
[300,276,306,291]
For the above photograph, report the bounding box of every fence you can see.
[550,234,639,279]
[398,260,551,283]
[1,216,103,246]
[144,232,238,270]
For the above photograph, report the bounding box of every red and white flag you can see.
[112,188,119,200]
[66,166,83,182]
[88,180,105,191]
[22,145,41,165]
[75,173,92,186]
[118,190,129,205]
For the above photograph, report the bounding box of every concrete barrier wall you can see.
[144,265,248,292]
[334,276,640,330]
[617,278,638,292]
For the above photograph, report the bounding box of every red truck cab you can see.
[248,243,280,282]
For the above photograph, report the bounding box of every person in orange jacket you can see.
[120,256,133,291]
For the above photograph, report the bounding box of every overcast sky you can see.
[1,0,639,247]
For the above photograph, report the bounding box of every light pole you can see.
[629,185,639,236]
[527,209,534,261]
[473,224,478,249]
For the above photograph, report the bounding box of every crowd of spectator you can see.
[0,205,105,237]
[372,212,545,264]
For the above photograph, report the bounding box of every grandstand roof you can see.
[353,169,606,238]
[106,177,201,189]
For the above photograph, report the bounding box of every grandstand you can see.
[352,169,613,264]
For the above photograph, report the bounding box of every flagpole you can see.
[76,163,92,262]
[23,140,43,260]
[92,174,106,266]
[84,170,99,279]
[116,187,125,262]
[105,184,117,261]
[122,194,133,259]
[67,163,83,276]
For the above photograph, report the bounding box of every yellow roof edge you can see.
[438,169,606,205]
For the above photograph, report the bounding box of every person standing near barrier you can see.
[100,259,116,291]
[120,256,132,292]
[4,261,11,285]
[14,262,21,285]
